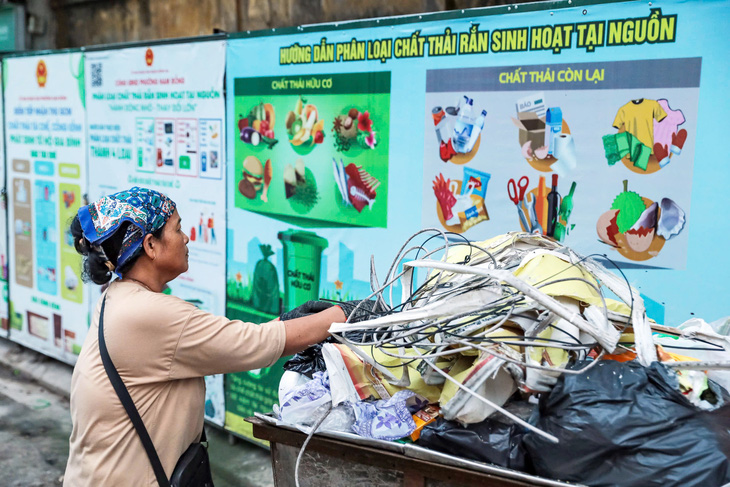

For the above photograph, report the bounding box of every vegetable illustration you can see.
[238,101,277,149]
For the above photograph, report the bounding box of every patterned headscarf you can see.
[77,187,176,275]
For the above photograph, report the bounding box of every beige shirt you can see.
[63,280,286,486]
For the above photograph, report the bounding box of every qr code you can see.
[91,63,102,87]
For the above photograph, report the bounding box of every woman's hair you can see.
[69,216,165,284]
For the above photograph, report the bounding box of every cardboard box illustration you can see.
[512,112,546,153]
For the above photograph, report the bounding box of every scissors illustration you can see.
[507,176,531,232]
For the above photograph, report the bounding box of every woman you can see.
[63,187,346,485]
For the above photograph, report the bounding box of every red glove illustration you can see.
[432,173,457,221]
[653,143,671,168]
[670,129,687,155]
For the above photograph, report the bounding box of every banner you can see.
[0,65,7,335]
[424,57,699,269]
[84,41,227,426]
[224,0,730,439]
[232,72,391,228]
[3,52,89,363]
[226,41,404,443]
[264,0,729,322]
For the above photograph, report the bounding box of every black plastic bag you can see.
[283,343,327,378]
[283,329,373,378]
[418,409,533,473]
[282,300,382,377]
[523,360,730,487]
[281,299,388,378]
[281,301,334,378]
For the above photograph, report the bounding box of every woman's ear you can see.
[142,234,156,260]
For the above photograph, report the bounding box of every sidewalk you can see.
[0,337,73,399]
[0,336,274,487]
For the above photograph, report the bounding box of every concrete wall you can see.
[50,0,527,49]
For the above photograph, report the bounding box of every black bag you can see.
[170,440,214,487]
[523,359,730,487]
[98,296,214,487]
[418,406,533,473]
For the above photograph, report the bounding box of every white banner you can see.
[84,41,227,425]
[3,52,89,363]
[0,64,8,334]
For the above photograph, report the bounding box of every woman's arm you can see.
[282,305,346,356]
[169,300,347,378]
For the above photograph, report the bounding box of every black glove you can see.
[280,300,334,321]
[337,299,385,324]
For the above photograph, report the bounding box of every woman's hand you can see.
[280,300,334,321]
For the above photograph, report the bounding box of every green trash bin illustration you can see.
[277,229,328,312]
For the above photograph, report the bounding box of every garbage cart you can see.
[247,415,580,487]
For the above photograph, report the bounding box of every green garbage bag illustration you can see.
[252,244,280,315]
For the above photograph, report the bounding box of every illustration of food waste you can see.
[506,174,577,242]
[333,158,381,213]
[333,106,377,152]
[512,92,576,175]
[238,155,268,200]
[603,98,687,174]
[238,101,278,149]
[284,158,320,213]
[430,96,486,163]
[233,72,390,228]
[597,180,685,261]
[432,167,490,233]
[286,96,325,147]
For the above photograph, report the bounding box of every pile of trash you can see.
[275,231,730,486]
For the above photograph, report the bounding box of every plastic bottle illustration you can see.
[463,109,487,154]
[546,174,560,237]
[559,181,577,222]
[452,97,474,153]
[554,181,576,241]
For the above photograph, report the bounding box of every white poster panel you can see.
[0,64,8,335]
[4,52,89,363]
[84,41,227,425]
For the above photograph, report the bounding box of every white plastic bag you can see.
[277,371,332,427]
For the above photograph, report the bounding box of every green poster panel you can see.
[233,72,391,228]
[224,358,287,446]
[223,302,283,445]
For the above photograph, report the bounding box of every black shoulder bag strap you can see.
[98,296,172,487]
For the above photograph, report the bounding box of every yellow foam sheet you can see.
[514,252,634,317]
[438,329,521,404]
[430,234,632,316]
[439,354,475,405]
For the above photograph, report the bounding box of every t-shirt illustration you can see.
[653,99,686,149]
[612,99,667,149]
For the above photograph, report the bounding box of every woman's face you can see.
[153,209,189,278]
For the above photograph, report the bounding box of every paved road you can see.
[0,365,274,487]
